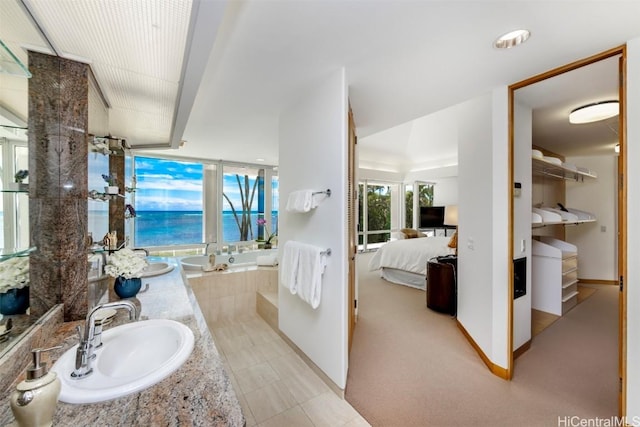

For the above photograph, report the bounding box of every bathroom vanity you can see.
[0,258,245,426]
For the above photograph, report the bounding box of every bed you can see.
[368,235,455,289]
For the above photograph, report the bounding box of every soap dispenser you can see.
[10,346,62,427]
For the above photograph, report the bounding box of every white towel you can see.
[280,241,327,309]
[286,190,313,212]
[256,255,278,266]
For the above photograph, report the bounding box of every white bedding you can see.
[368,236,454,276]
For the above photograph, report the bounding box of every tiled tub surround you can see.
[0,259,245,426]
[187,266,278,327]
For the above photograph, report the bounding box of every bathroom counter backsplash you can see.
[0,258,245,427]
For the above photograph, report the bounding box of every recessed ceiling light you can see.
[569,101,619,124]
[256,158,265,162]
[494,29,530,49]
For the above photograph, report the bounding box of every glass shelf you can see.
[88,190,125,201]
[0,247,36,262]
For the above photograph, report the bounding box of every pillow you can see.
[448,231,458,249]
[390,231,407,240]
[400,228,420,239]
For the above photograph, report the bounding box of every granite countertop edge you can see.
[0,258,245,427]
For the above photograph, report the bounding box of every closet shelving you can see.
[532,237,579,316]
[532,157,597,182]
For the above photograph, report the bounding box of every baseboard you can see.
[514,340,531,360]
[456,320,510,380]
[578,279,618,286]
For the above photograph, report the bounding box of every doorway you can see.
[508,46,626,415]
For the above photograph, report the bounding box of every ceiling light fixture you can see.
[494,29,530,49]
[569,101,619,124]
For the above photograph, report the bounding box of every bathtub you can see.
[180,249,278,271]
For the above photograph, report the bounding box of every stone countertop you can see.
[0,258,245,427]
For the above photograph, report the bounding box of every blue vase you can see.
[0,287,29,315]
[114,277,142,299]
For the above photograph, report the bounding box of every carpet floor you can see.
[346,252,618,427]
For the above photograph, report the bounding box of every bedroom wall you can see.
[432,177,458,206]
[278,68,349,390]
[564,155,617,281]
[358,167,403,182]
[457,88,510,370]
[625,36,640,417]
[513,100,532,351]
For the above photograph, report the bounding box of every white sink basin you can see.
[140,261,174,277]
[52,319,194,404]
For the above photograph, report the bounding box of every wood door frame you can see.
[507,45,627,416]
[348,107,357,352]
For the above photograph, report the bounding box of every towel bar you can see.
[320,248,331,256]
[312,189,331,197]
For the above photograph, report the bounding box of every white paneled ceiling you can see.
[1,1,639,169]
[0,0,197,146]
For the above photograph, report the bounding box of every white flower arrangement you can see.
[104,248,148,279]
[0,256,29,294]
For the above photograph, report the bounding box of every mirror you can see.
[0,64,109,359]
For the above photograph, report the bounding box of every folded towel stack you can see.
[286,190,328,213]
[286,190,313,212]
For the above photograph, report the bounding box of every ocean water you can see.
[88,210,277,247]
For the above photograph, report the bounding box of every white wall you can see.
[565,155,617,281]
[457,88,509,370]
[278,68,348,389]
[625,36,640,418]
[432,177,458,206]
[358,167,403,182]
[513,100,532,350]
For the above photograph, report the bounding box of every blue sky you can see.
[89,155,278,211]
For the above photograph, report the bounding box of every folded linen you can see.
[286,190,313,212]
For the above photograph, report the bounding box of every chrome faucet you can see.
[71,300,139,379]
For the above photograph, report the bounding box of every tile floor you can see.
[210,314,370,427]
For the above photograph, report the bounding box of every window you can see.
[418,182,434,208]
[133,156,203,247]
[0,140,29,249]
[358,181,393,250]
[222,165,260,242]
[405,184,414,228]
[115,155,278,251]
[88,152,109,242]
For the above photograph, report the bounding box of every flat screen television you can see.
[419,206,445,228]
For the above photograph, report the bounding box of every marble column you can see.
[28,51,89,321]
